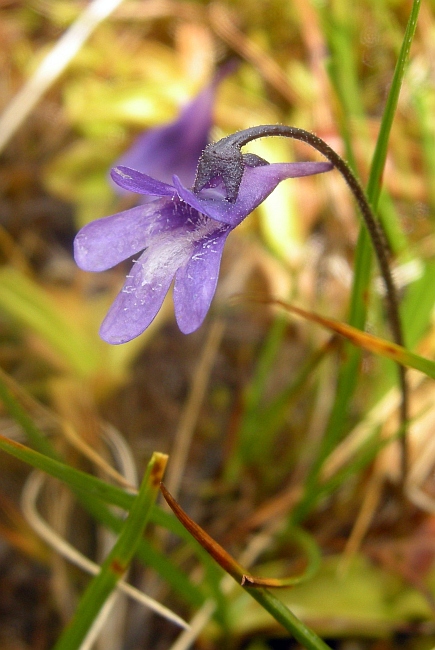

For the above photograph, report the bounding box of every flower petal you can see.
[173,161,333,227]
[74,199,187,272]
[99,226,197,343]
[173,229,230,334]
[99,256,175,344]
[112,63,235,188]
[111,167,176,197]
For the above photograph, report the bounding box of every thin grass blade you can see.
[53,452,168,650]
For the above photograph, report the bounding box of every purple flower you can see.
[112,65,233,190]
[74,160,332,344]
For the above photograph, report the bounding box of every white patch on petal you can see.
[113,167,132,180]
[139,235,193,287]
[123,215,226,293]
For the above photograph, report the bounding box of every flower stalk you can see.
[194,125,408,446]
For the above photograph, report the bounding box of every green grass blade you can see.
[0,267,100,377]
[0,374,58,459]
[295,0,421,523]
[0,373,218,614]
[0,432,133,506]
[366,0,422,208]
[247,588,333,650]
[224,315,288,481]
[0,429,221,579]
[234,339,335,480]
[53,452,167,649]
[271,300,435,379]
[135,538,204,608]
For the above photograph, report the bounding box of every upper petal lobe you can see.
[111,167,176,197]
[111,63,234,189]
[174,161,332,227]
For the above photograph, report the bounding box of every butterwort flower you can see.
[112,65,233,191]
[74,158,332,344]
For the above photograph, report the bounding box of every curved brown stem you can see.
[195,125,408,463]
